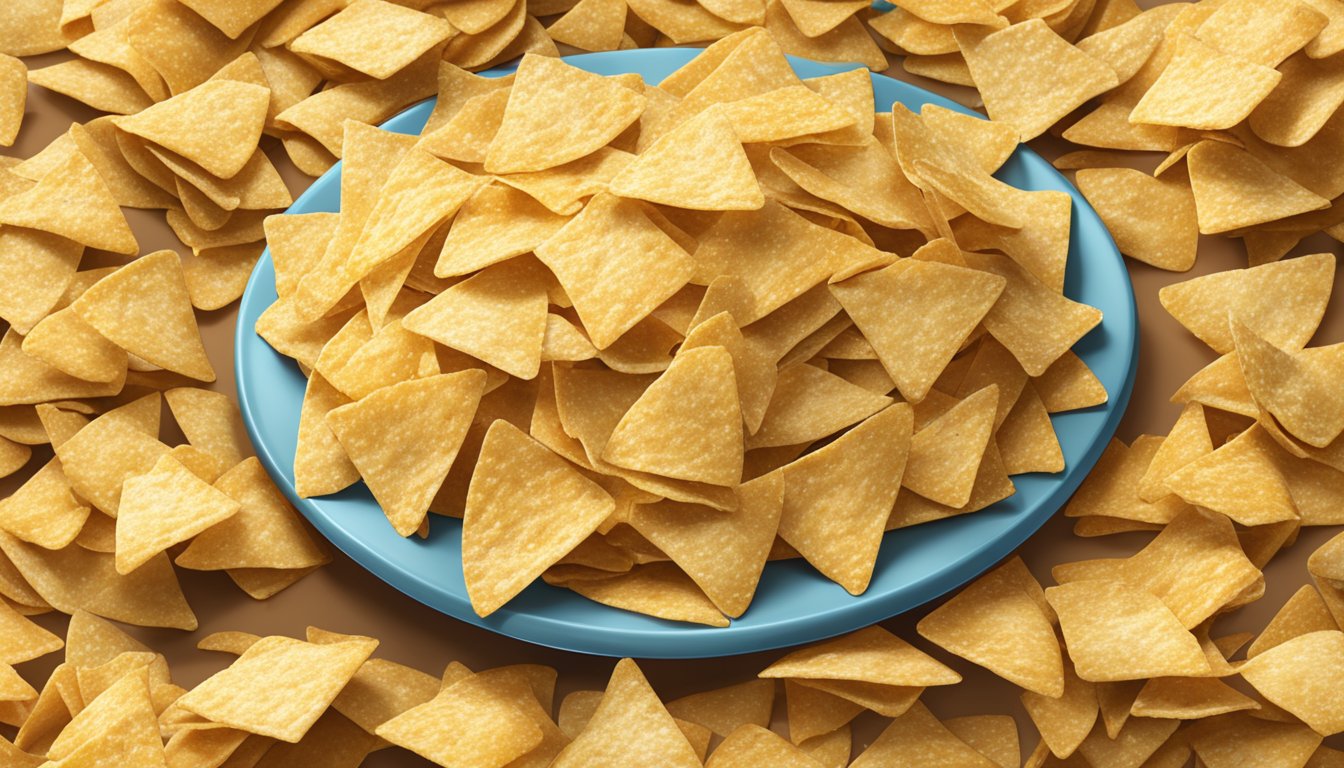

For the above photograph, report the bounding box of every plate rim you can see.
[235,48,1138,658]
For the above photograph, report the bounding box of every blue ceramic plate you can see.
[236,48,1137,659]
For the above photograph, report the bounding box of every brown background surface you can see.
[6,0,1344,761]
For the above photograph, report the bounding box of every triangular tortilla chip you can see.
[326,372,486,536]
[534,192,693,349]
[555,561,730,626]
[1247,585,1338,658]
[783,679,862,744]
[436,183,570,278]
[176,458,328,571]
[462,420,613,616]
[693,200,890,323]
[681,311,777,434]
[1021,660,1097,760]
[917,557,1063,697]
[832,259,1005,403]
[346,148,484,281]
[609,106,764,211]
[1186,140,1330,234]
[289,0,452,79]
[485,54,644,174]
[45,667,164,765]
[1045,578,1213,682]
[1233,320,1344,448]
[0,148,136,254]
[629,473,781,617]
[53,402,170,516]
[850,702,998,768]
[1138,403,1212,502]
[1130,676,1259,720]
[769,139,928,231]
[665,679,774,738]
[70,250,215,382]
[163,387,249,467]
[761,625,959,687]
[1161,253,1335,355]
[114,454,241,575]
[708,724,825,768]
[1074,166,1199,272]
[293,373,360,499]
[376,670,544,767]
[0,457,90,550]
[177,635,377,743]
[904,386,998,508]
[114,80,269,179]
[546,0,628,51]
[961,251,1102,377]
[748,363,892,450]
[773,404,912,595]
[401,258,549,380]
[551,659,702,768]
[1164,425,1299,526]
[1239,630,1344,736]
[955,19,1118,141]
[20,306,125,385]
[603,346,744,486]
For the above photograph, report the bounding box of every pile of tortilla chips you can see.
[256,40,1106,622]
[5,564,1344,767]
[2,0,1344,764]
[0,386,328,629]
[870,0,1344,272]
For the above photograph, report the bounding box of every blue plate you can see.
[236,48,1137,659]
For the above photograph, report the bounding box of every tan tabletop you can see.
[6,1,1343,761]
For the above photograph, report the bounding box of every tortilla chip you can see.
[904,386,998,507]
[551,659,701,768]
[918,557,1063,696]
[1186,141,1331,234]
[177,458,327,571]
[0,228,82,336]
[290,0,452,79]
[0,148,135,255]
[749,363,892,449]
[71,250,215,382]
[1164,425,1299,526]
[115,454,241,574]
[27,59,152,115]
[611,106,762,211]
[955,19,1118,140]
[484,54,643,174]
[1233,320,1344,447]
[850,702,998,768]
[694,202,885,324]
[630,474,781,616]
[547,0,628,50]
[116,80,268,179]
[556,561,730,626]
[833,259,1004,402]
[1136,404,1213,503]
[665,679,774,737]
[327,371,486,536]
[401,259,549,380]
[1240,630,1344,735]
[769,404,911,594]
[435,184,569,278]
[534,193,693,349]
[1074,167,1198,272]
[178,635,377,743]
[1045,578,1213,682]
[603,346,744,486]
[463,420,613,616]
[1021,660,1097,760]
[707,724,825,767]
